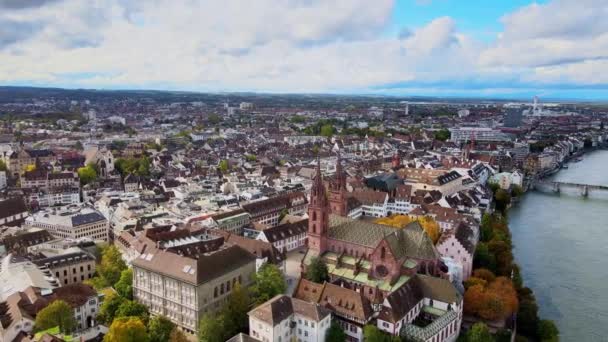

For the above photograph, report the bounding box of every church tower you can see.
[328,150,348,216]
[308,158,329,253]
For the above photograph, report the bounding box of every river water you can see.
[509,150,608,341]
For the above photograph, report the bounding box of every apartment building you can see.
[33,249,96,286]
[242,192,307,227]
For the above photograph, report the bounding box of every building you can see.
[211,209,251,235]
[0,197,29,227]
[7,148,56,177]
[33,249,97,286]
[0,171,6,189]
[256,218,308,253]
[504,108,523,128]
[26,186,81,208]
[436,222,476,281]
[21,170,79,190]
[0,283,101,341]
[294,279,374,342]
[132,243,256,334]
[26,206,109,242]
[248,295,331,342]
[449,127,508,144]
[0,254,59,300]
[242,192,307,227]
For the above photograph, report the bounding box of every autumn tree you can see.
[169,328,190,342]
[464,285,486,315]
[35,300,77,334]
[306,257,329,283]
[148,315,175,342]
[250,263,287,306]
[104,317,149,342]
[473,269,496,283]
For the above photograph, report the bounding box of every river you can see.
[509,150,608,341]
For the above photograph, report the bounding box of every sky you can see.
[1,0,608,100]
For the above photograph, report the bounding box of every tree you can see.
[104,317,149,342]
[326,322,347,342]
[198,314,226,342]
[464,285,486,315]
[517,288,540,338]
[0,159,7,171]
[115,268,133,299]
[148,315,175,342]
[115,300,149,323]
[35,300,77,334]
[320,124,335,137]
[465,323,494,342]
[494,189,511,213]
[305,257,329,283]
[250,263,287,305]
[224,282,250,334]
[473,269,496,283]
[74,140,84,151]
[25,164,36,172]
[98,245,127,287]
[511,185,524,197]
[208,114,221,125]
[97,293,127,324]
[474,243,497,273]
[362,325,399,342]
[78,165,98,185]
[219,160,229,173]
[435,128,451,141]
[537,320,559,342]
[169,328,190,342]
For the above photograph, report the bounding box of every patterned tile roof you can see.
[327,215,440,260]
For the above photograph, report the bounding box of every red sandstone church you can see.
[303,154,449,302]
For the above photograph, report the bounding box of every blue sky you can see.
[1,0,607,100]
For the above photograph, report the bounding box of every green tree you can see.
[99,245,127,287]
[97,293,127,324]
[362,325,399,342]
[84,276,108,291]
[465,323,494,342]
[435,128,451,141]
[537,320,559,342]
[250,263,287,305]
[114,268,133,299]
[35,300,77,334]
[208,114,221,125]
[198,314,226,342]
[219,160,229,173]
[474,243,497,274]
[148,315,175,342]
[325,322,347,342]
[224,282,250,333]
[320,124,335,137]
[517,288,540,338]
[494,189,511,213]
[77,165,97,185]
[305,257,329,283]
[115,300,149,323]
[511,185,524,197]
[104,317,149,342]
[0,159,8,171]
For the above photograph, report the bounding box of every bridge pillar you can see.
[582,185,589,197]
[554,183,560,193]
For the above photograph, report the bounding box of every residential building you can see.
[242,192,307,227]
[0,197,29,227]
[33,249,97,286]
[256,218,307,253]
[248,295,331,342]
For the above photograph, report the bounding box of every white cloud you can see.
[0,0,607,94]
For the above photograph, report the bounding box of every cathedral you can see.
[304,153,448,303]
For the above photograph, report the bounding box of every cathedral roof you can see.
[327,214,440,260]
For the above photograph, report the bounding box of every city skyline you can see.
[2,0,608,99]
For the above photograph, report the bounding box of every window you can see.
[381,247,386,259]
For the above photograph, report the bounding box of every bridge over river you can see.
[533,180,608,198]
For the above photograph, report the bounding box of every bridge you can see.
[533,180,608,198]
